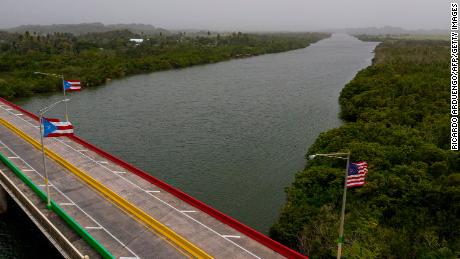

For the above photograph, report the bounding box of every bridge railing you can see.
[0,152,114,259]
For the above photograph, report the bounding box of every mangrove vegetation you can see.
[0,30,329,99]
[270,39,459,258]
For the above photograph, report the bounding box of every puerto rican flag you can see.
[42,118,74,137]
[346,161,368,188]
[64,80,81,91]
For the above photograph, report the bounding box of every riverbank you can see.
[270,39,459,257]
[0,31,329,99]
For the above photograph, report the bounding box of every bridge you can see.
[0,98,306,259]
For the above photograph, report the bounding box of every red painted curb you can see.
[0,97,307,259]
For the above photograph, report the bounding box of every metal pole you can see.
[39,115,52,208]
[337,151,350,259]
[62,75,69,121]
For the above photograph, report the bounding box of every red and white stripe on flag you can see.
[66,80,81,91]
[346,161,368,188]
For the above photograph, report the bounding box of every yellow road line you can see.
[0,118,213,259]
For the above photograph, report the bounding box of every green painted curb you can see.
[0,153,115,259]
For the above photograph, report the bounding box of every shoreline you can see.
[270,38,456,257]
[0,32,331,100]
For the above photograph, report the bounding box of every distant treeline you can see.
[355,34,449,42]
[6,22,170,35]
[0,30,330,99]
[270,39,460,258]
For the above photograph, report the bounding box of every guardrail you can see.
[0,97,308,259]
[0,152,114,259]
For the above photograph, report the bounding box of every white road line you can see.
[180,210,197,213]
[0,139,139,258]
[76,150,88,152]
[39,184,54,187]
[113,171,126,174]
[22,169,35,172]
[85,226,103,230]
[96,161,108,164]
[59,203,75,206]
[222,235,241,239]
[145,190,161,193]
[15,113,23,116]
[0,104,260,258]
[7,156,19,159]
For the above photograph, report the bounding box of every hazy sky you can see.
[0,0,449,31]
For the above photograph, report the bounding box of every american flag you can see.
[346,161,368,188]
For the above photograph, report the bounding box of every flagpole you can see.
[37,98,70,209]
[337,151,350,259]
[33,71,71,121]
[39,114,51,208]
[62,75,69,121]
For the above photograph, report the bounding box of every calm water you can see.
[5,34,376,254]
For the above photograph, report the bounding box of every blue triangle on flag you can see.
[64,80,71,90]
[42,118,57,137]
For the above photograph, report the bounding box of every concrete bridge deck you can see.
[0,98,306,258]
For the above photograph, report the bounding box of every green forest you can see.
[0,30,329,99]
[270,39,460,258]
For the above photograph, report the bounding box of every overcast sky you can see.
[0,0,449,31]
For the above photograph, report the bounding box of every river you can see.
[2,33,378,257]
